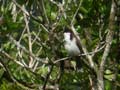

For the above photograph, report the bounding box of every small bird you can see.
[63,26,82,71]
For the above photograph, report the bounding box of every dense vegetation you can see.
[0,0,120,90]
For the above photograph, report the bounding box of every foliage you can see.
[0,0,120,90]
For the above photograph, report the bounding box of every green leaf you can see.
[0,69,4,79]
[105,80,112,90]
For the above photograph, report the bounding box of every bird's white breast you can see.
[64,33,80,56]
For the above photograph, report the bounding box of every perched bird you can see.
[63,26,82,71]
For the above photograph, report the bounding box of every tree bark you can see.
[97,0,116,90]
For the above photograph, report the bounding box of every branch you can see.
[12,0,29,16]
[97,0,116,90]
[100,0,116,73]
[69,25,97,72]
[54,44,105,64]
[7,35,49,65]
[71,0,83,25]
[38,0,49,24]
[23,12,34,68]
[0,58,16,82]
[0,49,26,67]
[43,65,54,90]
[12,0,49,33]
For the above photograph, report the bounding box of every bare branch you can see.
[100,0,116,73]
[69,25,97,72]
[0,49,26,67]
[71,0,83,25]
[97,0,116,90]
[23,13,34,68]
[38,0,49,24]
[54,44,105,64]
[43,65,54,90]
[12,0,29,16]
[7,35,49,65]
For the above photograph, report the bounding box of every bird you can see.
[63,26,82,71]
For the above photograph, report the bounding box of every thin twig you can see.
[7,35,49,64]
[23,13,34,68]
[0,49,27,67]
[43,65,54,90]
[71,0,83,25]
[69,26,97,71]
[12,0,29,16]
[38,0,49,24]
[54,44,105,64]
[12,0,49,33]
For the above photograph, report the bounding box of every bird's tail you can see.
[75,56,83,72]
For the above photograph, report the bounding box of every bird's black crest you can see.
[64,26,72,33]
[64,26,73,40]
